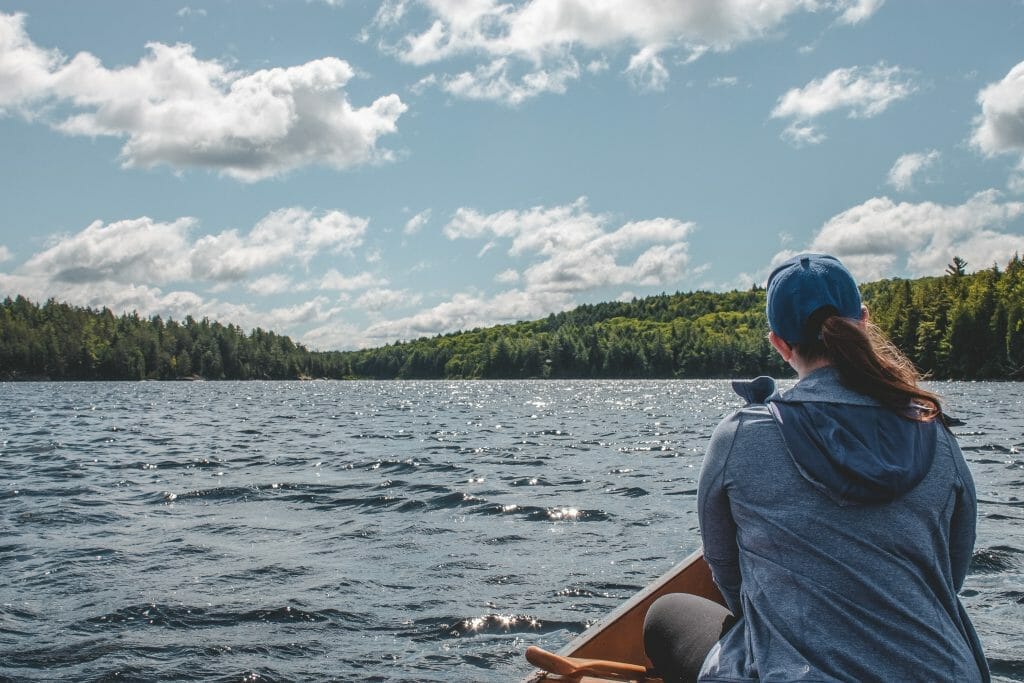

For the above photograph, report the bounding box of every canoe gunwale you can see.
[522,548,723,683]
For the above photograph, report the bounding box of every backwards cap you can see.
[766,253,862,344]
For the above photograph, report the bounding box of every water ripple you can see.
[0,379,1020,681]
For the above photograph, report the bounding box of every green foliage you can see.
[0,297,329,381]
[2,253,1023,381]
[859,253,1024,380]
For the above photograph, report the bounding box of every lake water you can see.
[1,380,1021,682]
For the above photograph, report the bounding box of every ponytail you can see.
[794,309,941,421]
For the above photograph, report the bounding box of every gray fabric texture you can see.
[697,367,988,682]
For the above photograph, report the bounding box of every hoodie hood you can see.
[733,368,937,505]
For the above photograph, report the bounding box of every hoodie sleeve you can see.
[698,411,743,614]
[948,436,978,592]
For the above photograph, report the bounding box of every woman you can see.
[644,253,988,682]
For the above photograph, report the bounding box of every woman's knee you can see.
[643,593,735,683]
[644,594,692,649]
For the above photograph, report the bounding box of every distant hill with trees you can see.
[2,254,1022,381]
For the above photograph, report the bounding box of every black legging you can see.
[644,593,737,683]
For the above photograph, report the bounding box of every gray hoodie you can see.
[697,367,987,682]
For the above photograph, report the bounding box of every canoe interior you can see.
[523,549,722,683]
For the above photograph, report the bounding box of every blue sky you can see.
[1,1,1023,350]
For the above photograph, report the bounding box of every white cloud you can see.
[371,0,410,29]
[887,150,940,191]
[22,217,194,284]
[361,288,573,342]
[781,122,825,146]
[11,207,370,292]
[319,269,388,291]
[710,76,739,88]
[376,1,864,103]
[445,197,604,253]
[835,0,885,25]
[0,13,405,180]
[523,240,691,293]
[390,1,822,65]
[246,273,294,295]
[190,229,282,281]
[971,60,1024,165]
[495,268,520,284]
[355,288,421,311]
[264,296,343,327]
[442,57,580,106]
[305,211,367,251]
[410,72,438,95]
[783,190,1024,281]
[625,47,669,92]
[0,245,12,262]
[190,208,368,281]
[404,208,431,234]
[444,198,695,293]
[0,13,62,113]
[300,321,366,351]
[177,7,207,18]
[771,63,916,144]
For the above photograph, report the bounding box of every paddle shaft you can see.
[526,645,649,680]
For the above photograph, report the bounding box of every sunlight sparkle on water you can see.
[548,507,580,521]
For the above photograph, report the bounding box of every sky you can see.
[0,1,1023,351]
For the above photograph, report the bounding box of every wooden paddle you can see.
[525,645,651,680]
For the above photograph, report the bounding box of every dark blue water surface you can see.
[1,380,1022,682]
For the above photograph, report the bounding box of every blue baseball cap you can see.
[766,253,862,344]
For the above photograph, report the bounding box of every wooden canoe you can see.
[522,549,723,683]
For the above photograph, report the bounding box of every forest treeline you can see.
[2,254,1022,381]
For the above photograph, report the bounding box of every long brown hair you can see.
[794,307,941,421]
